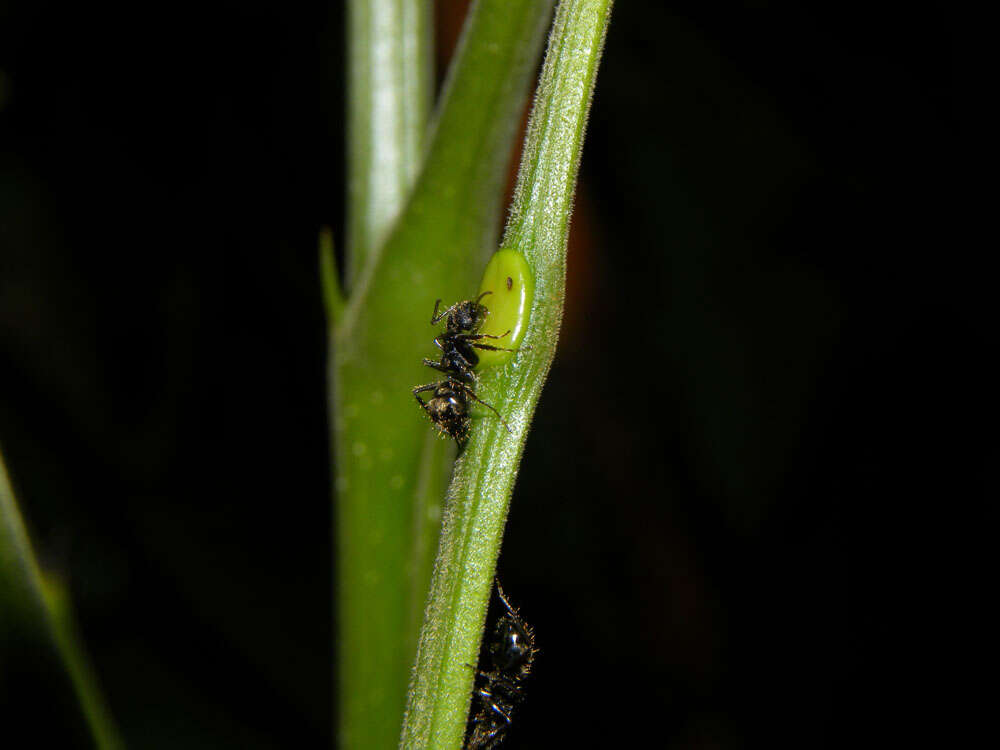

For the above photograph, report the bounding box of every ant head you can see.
[449,291,492,333]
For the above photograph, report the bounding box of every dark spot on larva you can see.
[506,276,513,290]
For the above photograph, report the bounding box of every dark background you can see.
[1,1,962,747]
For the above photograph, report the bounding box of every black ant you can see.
[423,291,518,385]
[413,292,516,444]
[464,580,537,750]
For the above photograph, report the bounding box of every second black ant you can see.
[464,580,538,750]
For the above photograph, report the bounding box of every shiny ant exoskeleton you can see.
[464,580,537,750]
[412,377,508,445]
[413,292,516,444]
[423,292,518,385]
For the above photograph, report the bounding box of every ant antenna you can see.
[494,578,517,616]
[466,389,513,434]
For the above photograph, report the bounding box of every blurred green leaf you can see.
[1,446,124,750]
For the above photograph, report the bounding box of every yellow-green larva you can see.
[475,248,534,367]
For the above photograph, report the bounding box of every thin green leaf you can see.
[399,2,613,748]
[1,446,124,750]
[319,226,345,324]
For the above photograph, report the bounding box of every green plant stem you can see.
[399,2,613,748]
[345,0,432,288]
[338,3,432,747]
[1,447,124,750]
[333,3,554,749]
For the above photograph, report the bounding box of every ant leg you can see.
[472,342,521,354]
[425,351,477,383]
[412,382,438,412]
[475,290,493,304]
[463,389,513,434]
[494,579,517,618]
[493,579,533,637]
[471,681,512,725]
[422,358,456,377]
[456,331,510,342]
[482,724,507,749]
[424,360,477,386]
[457,331,528,354]
[472,329,512,341]
[473,340,527,355]
[481,696,512,725]
[431,299,461,325]
[423,358,473,382]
